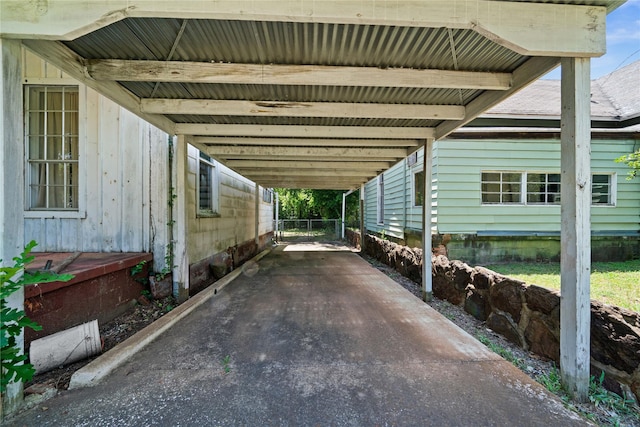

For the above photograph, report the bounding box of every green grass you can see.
[485,260,640,313]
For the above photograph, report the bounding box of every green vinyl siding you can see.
[435,138,640,234]
[365,137,640,238]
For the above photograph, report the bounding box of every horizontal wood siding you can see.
[433,138,640,234]
[186,145,273,263]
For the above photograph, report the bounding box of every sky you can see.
[542,0,640,79]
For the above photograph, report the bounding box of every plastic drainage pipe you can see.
[30,319,101,374]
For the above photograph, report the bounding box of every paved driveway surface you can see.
[5,243,587,426]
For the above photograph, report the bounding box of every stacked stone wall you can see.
[359,232,640,404]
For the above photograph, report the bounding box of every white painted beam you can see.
[241,170,375,178]
[196,137,421,147]
[176,124,434,139]
[225,160,390,170]
[20,40,175,135]
[91,60,510,91]
[560,57,591,403]
[206,145,407,158]
[142,99,466,120]
[1,1,608,56]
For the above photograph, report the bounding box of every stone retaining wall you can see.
[356,232,640,403]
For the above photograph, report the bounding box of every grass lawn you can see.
[485,259,640,313]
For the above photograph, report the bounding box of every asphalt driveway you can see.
[5,243,587,426]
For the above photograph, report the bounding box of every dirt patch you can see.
[25,295,176,392]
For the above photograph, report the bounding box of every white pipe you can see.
[30,320,101,374]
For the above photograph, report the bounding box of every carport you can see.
[0,0,621,408]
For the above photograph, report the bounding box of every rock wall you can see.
[359,232,640,404]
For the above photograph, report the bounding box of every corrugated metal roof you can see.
[36,1,615,189]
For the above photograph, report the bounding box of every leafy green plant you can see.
[475,332,525,370]
[1,241,73,392]
[615,150,640,180]
[222,355,231,373]
[130,260,147,277]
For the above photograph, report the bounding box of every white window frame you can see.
[377,174,385,225]
[481,170,617,207]
[481,171,524,205]
[24,84,86,219]
[262,188,273,204]
[592,173,616,206]
[413,169,425,207]
[197,152,219,217]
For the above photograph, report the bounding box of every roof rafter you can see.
[195,137,421,147]
[87,59,512,90]
[176,124,434,139]
[142,99,466,120]
[206,145,407,158]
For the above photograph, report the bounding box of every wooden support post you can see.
[172,135,189,303]
[0,38,25,417]
[255,183,260,247]
[360,184,366,252]
[422,139,434,302]
[560,57,591,403]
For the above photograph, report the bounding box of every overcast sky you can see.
[542,0,640,79]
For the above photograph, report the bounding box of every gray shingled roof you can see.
[482,60,640,123]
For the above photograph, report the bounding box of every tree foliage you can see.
[274,189,359,222]
[1,241,73,392]
[615,150,640,180]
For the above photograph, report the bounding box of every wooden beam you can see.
[196,137,420,147]
[141,99,466,120]
[176,124,434,139]
[560,57,591,403]
[242,170,374,178]
[206,145,407,158]
[2,1,607,56]
[225,160,390,170]
[251,179,367,190]
[219,155,399,162]
[89,59,511,91]
[436,56,561,139]
[20,40,175,135]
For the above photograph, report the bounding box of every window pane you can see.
[481,172,521,204]
[482,172,500,182]
[592,174,611,204]
[27,86,80,210]
[414,171,424,206]
[199,161,212,210]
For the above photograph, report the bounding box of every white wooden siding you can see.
[186,144,274,263]
[22,50,170,265]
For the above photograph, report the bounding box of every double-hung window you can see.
[481,172,522,204]
[413,170,425,207]
[377,175,384,224]
[198,152,219,215]
[26,86,79,210]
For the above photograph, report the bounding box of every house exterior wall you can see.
[364,136,640,262]
[21,50,170,267]
[185,143,274,264]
